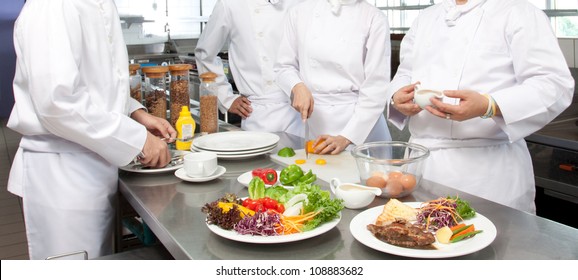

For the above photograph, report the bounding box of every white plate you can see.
[206,213,341,244]
[174,166,227,182]
[193,131,280,152]
[237,170,281,187]
[350,202,497,259]
[214,147,276,160]
[119,150,190,173]
[192,143,277,155]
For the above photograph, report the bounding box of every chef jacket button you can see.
[315,13,320,17]
[258,32,264,37]
[315,87,319,91]
[255,9,260,14]
[266,80,273,86]
[262,56,268,62]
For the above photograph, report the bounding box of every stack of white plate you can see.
[191,131,280,160]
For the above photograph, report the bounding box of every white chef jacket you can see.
[7,0,146,259]
[386,0,574,213]
[195,0,304,136]
[275,0,391,145]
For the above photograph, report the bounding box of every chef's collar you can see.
[268,0,280,5]
[443,0,486,26]
[327,0,357,15]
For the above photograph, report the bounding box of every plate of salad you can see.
[202,179,344,244]
[350,200,497,258]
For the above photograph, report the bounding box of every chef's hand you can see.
[391,83,421,116]
[139,131,171,168]
[428,90,493,121]
[291,82,314,121]
[314,135,351,155]
[131,109,177,142]
[228,95,252,119]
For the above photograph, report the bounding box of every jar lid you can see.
[141,66,169,74]
[168,64,192,72]
[199,71,218,82]
[129,64,141,71]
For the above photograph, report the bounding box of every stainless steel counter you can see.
[118,131,578,260]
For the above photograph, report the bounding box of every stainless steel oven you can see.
[526,117,578,228]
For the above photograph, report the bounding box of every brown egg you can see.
[388,171,403,180]
[400,173,417,191]
[366,175,387,188]
[385,178,403,197]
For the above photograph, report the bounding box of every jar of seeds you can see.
[168,64,192,128]
[199,71,219,134]
[142,66,169,120]
[129,64,142,104]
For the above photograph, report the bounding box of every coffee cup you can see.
[184,152,218,178]
[413,85,444,109]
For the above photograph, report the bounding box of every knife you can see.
[304,119,309,159]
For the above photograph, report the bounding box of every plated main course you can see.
[367,197,483,249]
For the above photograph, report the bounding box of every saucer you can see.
[174,166,226,183]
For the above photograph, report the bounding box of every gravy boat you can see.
[329,178,382,209]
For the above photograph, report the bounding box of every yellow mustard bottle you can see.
[175,106,195,151]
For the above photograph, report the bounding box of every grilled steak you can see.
[367,219,435,249]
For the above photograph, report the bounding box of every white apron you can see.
[10,146,117,260]
[241,92,303,137]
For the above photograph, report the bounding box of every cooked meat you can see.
[367,219,435,249]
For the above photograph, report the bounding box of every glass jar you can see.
[199,71,219,134]
[141,66,169,120]
[129,64,142,104]
[168,64,192,128]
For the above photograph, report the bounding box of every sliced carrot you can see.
[451,224,475,241]
[450,223,466,232]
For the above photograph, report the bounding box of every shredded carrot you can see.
[450,223,466,231]
[277,210,321,235]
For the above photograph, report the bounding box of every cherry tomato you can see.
[255,204,266,213]
[242,198,251,208]
[263,198,278,210]
[276,204,285,214]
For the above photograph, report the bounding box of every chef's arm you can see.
[386,17,420,131]
[194,0,238,114]
[490,6,574,142]
[274,7,304,99]
[341,14,391,145]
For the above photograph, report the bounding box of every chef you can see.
[387,0,574,213]
[275,0,392,154]
[7,0,176,259]
[194,0,304,136]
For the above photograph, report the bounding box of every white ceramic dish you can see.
[174,166,226,183]
[191,143,277,155]
[212,147,276,160]
[349,202,497,258]
[206,213,341,244]
[193,131,280,152]
[237,170,281,187]
[119,150,190,173]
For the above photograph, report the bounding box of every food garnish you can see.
[315,158,327,165]
[248,177,266,199]
[295,159,306,164]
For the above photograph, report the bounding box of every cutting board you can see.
[270,149,360,184]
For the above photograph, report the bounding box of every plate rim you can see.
[206,213,341,244]
[349,202,497,259]
[174,165,226,182]
[193,131,280,152]
[192,143,278,155]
